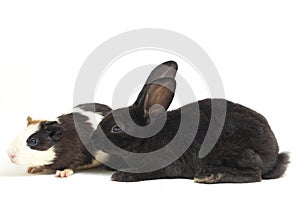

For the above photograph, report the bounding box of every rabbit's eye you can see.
[111,125,123,134]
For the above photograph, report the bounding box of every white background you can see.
[0,0,299,199]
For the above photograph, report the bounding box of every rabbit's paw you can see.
[111,171,141,182]
[194,173,224,184]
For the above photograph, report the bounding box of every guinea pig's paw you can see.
[111,171,140,182]
[194,173,224,184]
[55,169,74,178]
[27,166,45,174]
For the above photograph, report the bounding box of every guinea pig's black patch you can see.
[27,121,64,151]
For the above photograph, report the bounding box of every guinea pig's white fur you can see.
[7,123,56,166]
[69,107,104,130]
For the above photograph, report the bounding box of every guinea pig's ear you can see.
[42,121,64,142]
[27,116,33,126]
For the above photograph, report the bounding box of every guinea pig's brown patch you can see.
[27,116,44,126]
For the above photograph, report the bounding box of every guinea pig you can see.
[7,103,111,178]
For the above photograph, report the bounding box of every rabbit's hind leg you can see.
[194,165,262,183]
[194,149,263,183]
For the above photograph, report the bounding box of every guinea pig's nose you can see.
[9,154,16,163]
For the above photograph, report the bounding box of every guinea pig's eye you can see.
[27,138,38,147]
[111,125,123,134]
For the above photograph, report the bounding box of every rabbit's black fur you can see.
[92,61,289,183]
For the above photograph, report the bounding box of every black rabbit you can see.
[92,61,289,183]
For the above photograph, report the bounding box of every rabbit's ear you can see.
[144,78,176,119]
[134,77,176,122]
[144,61,178,84]
[133,61,177,123]
[134,61,178,108]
